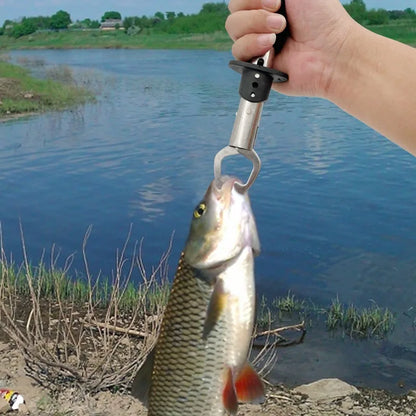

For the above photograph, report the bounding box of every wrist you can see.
[323,20,366,103]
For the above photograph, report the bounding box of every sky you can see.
[0,0,415,22]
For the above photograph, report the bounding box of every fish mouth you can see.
[212,175,238,196]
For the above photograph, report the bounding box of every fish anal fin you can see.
[131,348,155,406]
[203,279,227,339]
[235,362,265,403]
[222,367,238,415]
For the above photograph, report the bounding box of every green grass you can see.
[327,297,395,338]
[272,290,305,312]
[0,260,170,315]
[366,21,416,45]
[0,253,395,340]
[0,21,414,51]
[0,29,232,51]
[0,60,93,116]
[258,291,395,339]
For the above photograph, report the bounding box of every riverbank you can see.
[0,21,414,51]
[0,59,92,118]
[1,341,416,415]
[0,30,232,51]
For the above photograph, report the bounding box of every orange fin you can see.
[222,367,238,415]
[203,279,227,339]
[235,362,265,403]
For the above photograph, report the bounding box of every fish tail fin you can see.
[235,362,265,403]
[222,363,264,414]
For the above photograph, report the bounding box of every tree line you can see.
[1,1,415,39]
[344,0,416,25]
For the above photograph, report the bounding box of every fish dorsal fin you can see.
[131,348,155,406]
[222,367,238,415]
[235,362,265,403]
[202,278,227,339]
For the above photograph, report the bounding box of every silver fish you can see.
[132,176,263,415]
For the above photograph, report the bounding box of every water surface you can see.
[1,49,416,392]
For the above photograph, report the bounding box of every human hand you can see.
[226,0,356,98]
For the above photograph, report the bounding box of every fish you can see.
[132,175,264,415]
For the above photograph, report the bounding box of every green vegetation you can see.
[258,291,395,339]
[101,11,122,22]
[368,21,416,45]
[0,2,415,49]
[272,290,305,312]
[327,297,395,338]
[0,59,92,117]
[0,30,231,50]
[345,0,416,25]
[0,260,170,315]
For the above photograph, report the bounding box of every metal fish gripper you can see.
[214,0,289,193]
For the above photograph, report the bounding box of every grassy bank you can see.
[1,256,395,340]
[0,21,414,51]
[0,59,93,117]
[0,30,232,50]
[368,21,416,45]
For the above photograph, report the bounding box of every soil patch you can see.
[1,341,416,415]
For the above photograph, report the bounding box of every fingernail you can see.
[262,0,278,10]
[257,33,276,48]
[266,14,284,31]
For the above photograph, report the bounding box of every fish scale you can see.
[132,176,263,415]
[148,253,227,416]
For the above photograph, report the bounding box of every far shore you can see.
[0,21,415,51]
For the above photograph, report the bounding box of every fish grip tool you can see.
[214,0,289,193]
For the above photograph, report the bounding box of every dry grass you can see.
[0,225,169,395]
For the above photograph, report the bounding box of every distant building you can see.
[100,19,123,31]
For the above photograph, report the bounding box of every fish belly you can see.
[148,254,227,416]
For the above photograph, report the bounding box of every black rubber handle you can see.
[228,0,289,101]
[273,0,289,55]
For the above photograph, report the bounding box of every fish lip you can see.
[212,175,238,196]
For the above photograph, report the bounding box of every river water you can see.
[1,49,416,392]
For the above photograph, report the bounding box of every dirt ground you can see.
[1,342,416,415]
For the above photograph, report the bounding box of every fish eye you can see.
[193,202,206,218]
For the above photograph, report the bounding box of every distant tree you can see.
[200,2,229,14]
[344,0,366,23]
[30,16,52,30]
[123,16,139,31]
[166,11,176,20]
[89,20,101,29]
[2,19,14,34]
[404,8,416,19]
[11,18,37,38]
[387,10,406,20]
[101,11,122,22]
[50,10,71,30]
[154,12,165,21]
[366,8,389,24]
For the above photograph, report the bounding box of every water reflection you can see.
[129,177,174,222]
[1,49,416,392]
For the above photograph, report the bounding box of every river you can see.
[1,49,416,392]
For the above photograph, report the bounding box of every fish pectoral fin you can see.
[203,278,228,339]
[223,367,238,415]
[235,362,265,404]
[131,348,155,406]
